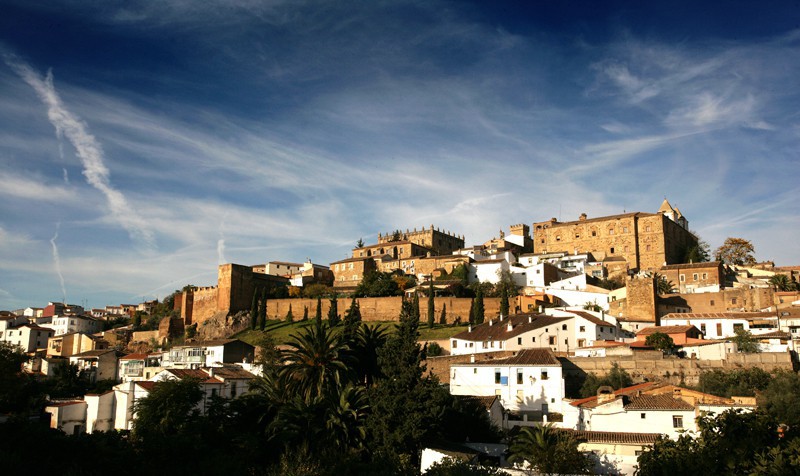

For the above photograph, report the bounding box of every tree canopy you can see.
[714,237,756,265]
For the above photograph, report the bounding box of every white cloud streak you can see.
[3,55,155,250]
[50,223,67,304]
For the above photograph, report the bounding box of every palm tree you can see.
[769,274,797,291]
[655,273,675,294]
[278,321,351,403]
[508,425,591,475]
[353,323,389,387]
[324,383,369,451]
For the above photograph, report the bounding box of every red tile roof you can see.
[624,394,695,411]
[455,348,560,367]
[636,325,698,336]
[662,312,778,321]
[561,429,661,445]
[120,353,149,360]
[570,382,659,408]
[451,314,571,342]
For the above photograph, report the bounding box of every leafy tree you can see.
[285,304,294,323]
[769,274,798,291]
[356,237,365,248]
[131,310,144,329]
[426,458,510,476]
[427,342,443,357]
[354,271,401,297]
[714,237,756,265]
[637,409,783,475]
[758,370,800,428]
[579,362,633,398]
[731,328,760,353]
[328,294,339,326]
[427,279,436,328]
[304,283,333,299]
[582,301,601,312]
[495,270,519,299]
[439,302,447,325]
[596,275,625,290]
[472,287,485,324]
[391,230,402,241]
[0,342,37,414]
[645,332,676,353]
[47,362,88,398]
[132,377,203,440]
[508,425,592,475]
[683,233,711,263]
[695,368,772,398]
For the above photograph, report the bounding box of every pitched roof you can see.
[455,395,500,411]
[71,349,117,358]
[661,261,722,270]
[636,325,698,336]
[451,313,571,342]
[662,312,778,321]
[455,348,560,367]
[624,394,695,411]
[566,311,615,327]
[570,382,660,408]
[562,429,661,445]
[207,366,256,379]
[120,353,149,361]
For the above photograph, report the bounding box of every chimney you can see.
[470,354,476,363]
[208,367,215,378]
[528,316,532,323]
[538,305,543,313]
[489,319,493,326]
[601,311,605,321]
[499,314,504,322]
[468,324,472,332]
[596,386,615,404]
[507,323,513,332]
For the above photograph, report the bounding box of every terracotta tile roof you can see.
[457,348,560,367]
[566,311,615,327]
[624,394,695,411]
[46,400,84,407]
[752,331,791,340]
[661,262,722,270]
[120,353,149,360]
[578,340,627,349]
[636,325,698,336]
[136,381,157,391]
[662,312,778,320]
[570,382,660,408]
[451,314,571,342]
[71,349,117,358]
[207,366,256,379]
[455,395,500,411]
[561,429,661,445]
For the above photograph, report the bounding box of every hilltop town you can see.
[2,199,799,475]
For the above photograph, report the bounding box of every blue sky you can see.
[1,1,799,310]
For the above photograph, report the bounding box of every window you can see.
[482,341,488,349]
[646,225,651,232]
[575,234,580,239]
[646,244,651,251]
[548,336,556,345]
[734,323,744,332]
[624,245,629,252]
[623,226,628,233]
[517,337,522,345]
[673,415,683,428]
[474,368,477,373]
[693,273,698,281]
[517,371,523,384]
[609,229,615,235]
[591,230,597,237]
[561,324,567,331]
[641,413,646,419]
[541,371,549,380]
[531,336,536,342]
[700,324,706,334]
[710,300,715,306]
[679,274,685,282]
[610,247,615,254]
[452,340,457,348]
[495,370,501,384]
[556,235,561,241]
[731,298,737,305]
[579,326,586,332]
[716,323,722,335]
[702,273,708,279]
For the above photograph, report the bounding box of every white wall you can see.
[450,364,564,414]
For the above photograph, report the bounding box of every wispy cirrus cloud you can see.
[3,55,155,250]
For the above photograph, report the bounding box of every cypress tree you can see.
[439,302,447,325]
[328,294,339,326]
[469,297,475,325]
[500,285,509,318]
[413,291,421,322]
[343,296,362,341]
[315,296,322,324]
[285,303,294,323]
[474,287,485,324]
[250,289,259,330]
[259,288,267,330]
[427,279,435,328]
[302,305,308,321]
